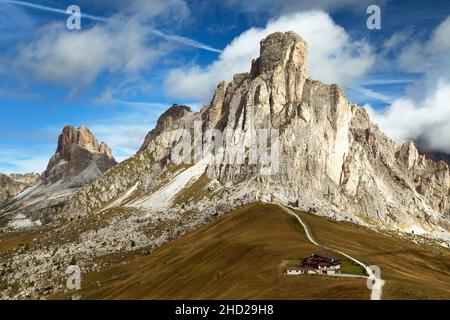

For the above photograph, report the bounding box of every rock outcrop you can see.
[0,125,117,229]
[0,173,40,204]
[43,125,116,186]
[139,104,193,151]
[0,174,21,204]
[9,173,40,187]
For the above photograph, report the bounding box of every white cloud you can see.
[393,17,450,76]
[383,28,414,53]
[367,80,450,153]
[165,10,374,101]
[87,122,155,162]
[5,0,222,53]
[368,16,450,153]
[428,16,450,53]
[348,85,393,104]
[3,0,190,22]
[8,0,221,94]
[14,17,173,91]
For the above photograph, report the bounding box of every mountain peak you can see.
[139,104,193,151]
[57,125,109,157]
[205,31,311,130]
[251,31,309,78]
[44,125,116,185]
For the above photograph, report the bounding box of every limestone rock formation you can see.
[64,105,200,217]
[423,152,450,166]
[201,32,449,236]
[0,174,21,204]
[3,31,450,300]
[139,104,193,151]
[43,125,117,186]
[0,173,40,204]
[415,137,450,166]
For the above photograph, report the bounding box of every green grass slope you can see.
[54,203,450,300]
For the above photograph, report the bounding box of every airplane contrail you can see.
[151,29,222,53]
[0,0,223,53]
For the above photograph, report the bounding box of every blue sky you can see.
[0,0,450,173]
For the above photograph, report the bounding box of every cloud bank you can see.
[368,16,450,153]
[6,0,221,95]
[14,18,171,91]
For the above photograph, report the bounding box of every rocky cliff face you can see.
[139,104,193,152]
[64,106,200,217]
[0,174,21,204]
[201,32,449,236]
[44,125,116,186]
[415,138,450,166]
[0,173,40,204]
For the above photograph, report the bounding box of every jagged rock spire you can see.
[44,125,116,185]
[251,31,308,79]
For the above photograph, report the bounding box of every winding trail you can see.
[278,204,385,300]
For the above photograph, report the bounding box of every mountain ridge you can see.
[65,31,449,240]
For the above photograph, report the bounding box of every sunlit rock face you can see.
[43,125,117,186]
[200,31,449,234]
[0,173,40,204]
[0,173,21,204]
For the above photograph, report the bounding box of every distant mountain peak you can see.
[44,125,116,185]
[56,125,113,157]
[139,104,193,152]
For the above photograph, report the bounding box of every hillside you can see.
[55,203,450,300]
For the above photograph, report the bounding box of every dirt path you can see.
[278,204,385,300]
